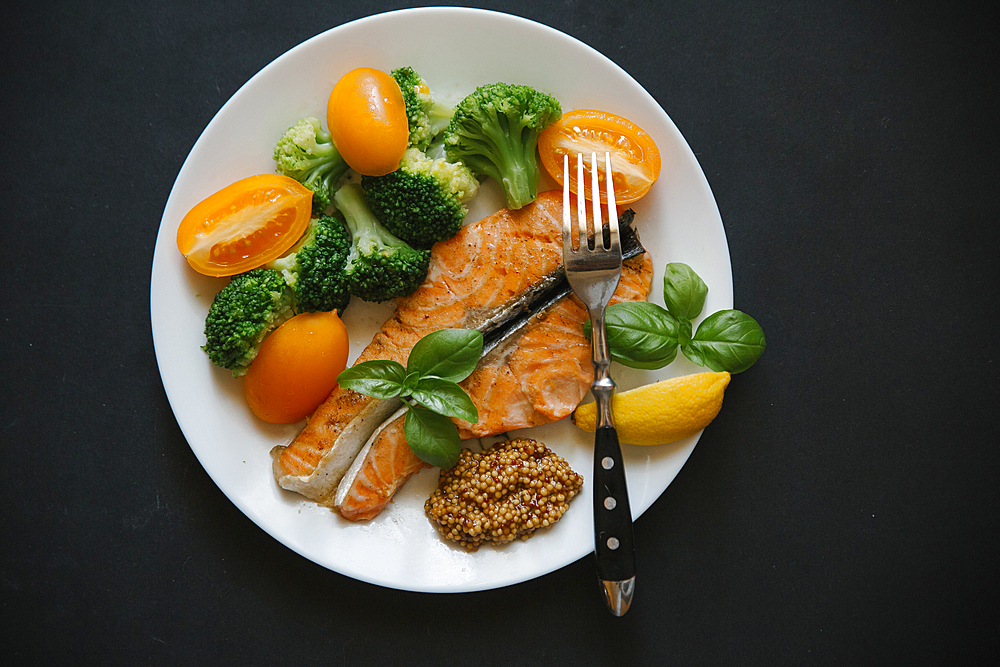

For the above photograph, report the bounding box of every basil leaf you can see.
[406,329,483,382]
[336,360,406,398]
[663,263,708,320]
[587,302,680,370]
[410,377,479,423]
[684,310,766,374]
[404,404,462,469]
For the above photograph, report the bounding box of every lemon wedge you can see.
[571,371,731,446]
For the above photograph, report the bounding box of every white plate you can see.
[150,7,731,593]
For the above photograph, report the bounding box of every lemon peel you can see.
[571,371,731,446]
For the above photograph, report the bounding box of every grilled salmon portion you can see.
[336,408,428,521]
[273,191,568,504]
[335,252,653,521]
[458,252,653,437]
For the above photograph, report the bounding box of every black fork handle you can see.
[593,425,636,613]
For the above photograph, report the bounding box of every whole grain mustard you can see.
[425,438,583,550]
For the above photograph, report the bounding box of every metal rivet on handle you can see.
[607,537,620,550]
[604,496,617,510]
[602,457,614,470]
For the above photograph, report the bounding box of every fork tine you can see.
[589,153,602,249]
[562,153,572,252]
[605,153,620,252]
[576,153,588,250]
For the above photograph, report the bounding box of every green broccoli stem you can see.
[308,138,338,159]
[335,184,367,234]
[303,154,348,188]
[478,121,540,210]
[428,101,455,136]
[335,183,405,251]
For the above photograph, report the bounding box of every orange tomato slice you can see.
[176,174,313,277]
[244,310,350,423]
[539,109,662,205]
[327,67,409,176]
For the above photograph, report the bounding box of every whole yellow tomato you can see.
[327,67,409,176]
[244,310,350,423]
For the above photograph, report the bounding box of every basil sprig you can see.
[585,301,679,369]
[588,262,765,374]
[337,328,482,469]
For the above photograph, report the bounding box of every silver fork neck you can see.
[589,309,616,429]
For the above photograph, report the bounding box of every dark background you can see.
[2,1,997,664]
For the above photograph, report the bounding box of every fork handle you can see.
[593,425,636,614]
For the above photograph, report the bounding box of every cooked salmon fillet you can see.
[336,409,428,521]
[336,252,653,521]
[273,191,568,504]
[458,251,653,437]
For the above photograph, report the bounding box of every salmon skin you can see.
[335,249,653,521]
[272,190,649,510]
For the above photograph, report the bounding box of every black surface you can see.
[3,1,998,663]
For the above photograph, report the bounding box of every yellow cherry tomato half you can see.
[327,67,409,176]
[176,174,313,277]
[244,310,350,424]
[539,109,662,205]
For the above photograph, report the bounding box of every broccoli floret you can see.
[391,66,454,150]
[202,269,295,376]
[360,148,479,249]
[333,183,430,303]
[442,82,562,210]
[267,215,352,314]
[273,117,349,212]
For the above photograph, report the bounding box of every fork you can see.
[563,152,636,616]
